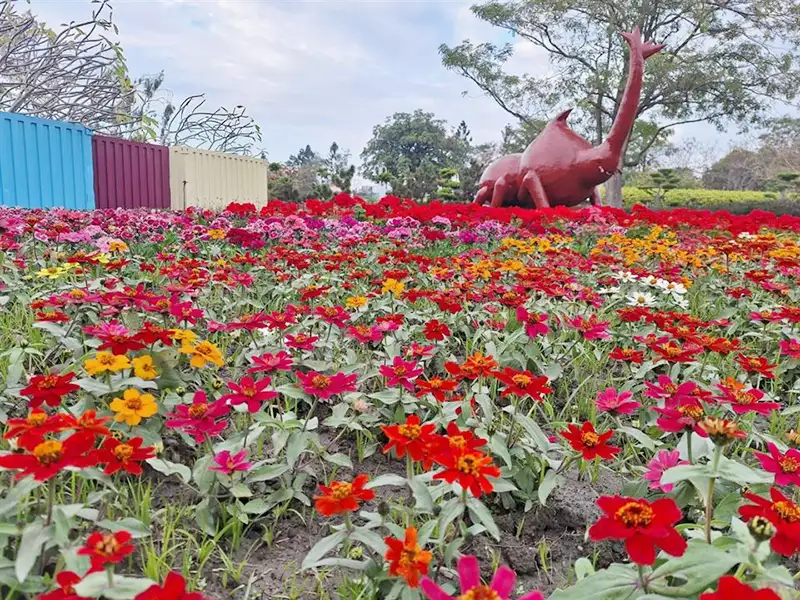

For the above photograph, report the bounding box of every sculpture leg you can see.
[519,171,551,209]
[490,176,509,208]
[590,187,601,206]
[474,183,491,205]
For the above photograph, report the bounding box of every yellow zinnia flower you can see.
[132,355,158,381]
[110,389,158,426]
[107,240,129,253]
[180,340,224,368]
[346,295,368,309]
[84,352,131,376]
[36,266,66,279]
[381,278,404,298]
[171,329,198,347]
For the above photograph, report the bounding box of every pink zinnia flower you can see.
[248,351,294,374]
[405,342,435,360]
[421,555,542,600]
[715,381,780,416]
[516,307,550,338]
[379,357,423,392]
[643,375,696,403]
[779,339,800,360]
[166,391,229,442]
[595,388,640,416]
[644,449,688,493]
[566,314,610,340]
[314,305,351,328]
[295,370,357,401]
[347,324,384,344]
[754,443,800,487]
[219,376,278,413]
[209,450,252,475]
[169,298,204,325]
[285,333,319,351]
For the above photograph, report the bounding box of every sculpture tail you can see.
[621,27,664,60]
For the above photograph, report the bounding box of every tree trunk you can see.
[605,172,624,208]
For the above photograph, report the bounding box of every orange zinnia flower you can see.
[314,474,375,516]
[384,527,432,588]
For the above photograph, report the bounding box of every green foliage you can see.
[620,186,799,207]
[360,110,469,199]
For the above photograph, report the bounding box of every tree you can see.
[640,168,681,206]
[459,142,499,202]
[436,168,461,201]
[360,110,469,200]
[320,142,356,193]
[702,149,765,191]
[0,0,135,134]
[440,0,800,207]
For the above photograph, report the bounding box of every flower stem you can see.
[705,445,723,544]
[686,432,693,464]
[637,564,649,592]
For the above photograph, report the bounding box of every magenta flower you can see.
[595,388,640,416]
[209,450,252,475]
[405,342,435,359]
[643,375,696,403]
[285,333,319,351]
[166,391,230,443]
[219,376,278,413]
[347,324,384,344]
[566,314,610,340]
[379,356,423,392]
[314,305,351,328]
[248,351,294,374]
[295,370,357,401]
[779,338,800,359]
[644,450,688,493]
[516,307,551,338]
[754,443,800,487]
[421,555,542,600]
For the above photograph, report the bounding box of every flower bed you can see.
[0,198,798,599]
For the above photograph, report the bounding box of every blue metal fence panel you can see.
[0,111,95,209]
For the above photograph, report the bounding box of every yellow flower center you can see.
[615,501,654,528]
[456,454,482,476]
[38,375,59,389]
[113,444,134,462]
[392,366,407,376]
[774,501,800,523]
[242,386,257,398]
[678,404,704,420]
[189,403,208,419]
[94,534,121,556]
[458,586,501,600]
[311,375,331,389]
[662,344,681,357]
[33,440,63,465]
[581,432,600,447]
[331,482,353,500]
[125,396,143,410]
[449,435,467,450]
[99,354,117,366]
[512,374,531,387]
[733,390,758,405]
[779,457,800,474]
[28,412,47,426]
[398,423,421,439]
[69,289,86,299]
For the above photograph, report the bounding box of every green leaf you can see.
[714,456,772,485]
[247,463,289,483]
[145,458,191,483]
[302,530,348,570]
[439,497,465,538]
[549,564,640,600]
[286,431,310,469]
[660,464,711,485]
[195,498,216,536]
[538,470,563,506]
[409,477,434,513]
[489,434,513,467]
[365,474,407,489]
[618,426,657,451]
[15,522,49,582]
[350,528,388,555]
[73,571,155,598]
[323,453,353,468]
[467,497,500,541]
[192,455,216,494]
[95,518,151,538]
[648,541,740,596]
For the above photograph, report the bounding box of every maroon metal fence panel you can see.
[92,135,170,209]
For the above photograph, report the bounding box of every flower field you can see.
[1,195,800,600]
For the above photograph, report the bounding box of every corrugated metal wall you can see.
[92,135,170,209]
[169,146,268,210]
[0,111,95,209]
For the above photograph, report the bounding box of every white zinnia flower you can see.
[616,270,638,283]
[627,292,656,307]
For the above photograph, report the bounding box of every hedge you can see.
[619,187,798,207]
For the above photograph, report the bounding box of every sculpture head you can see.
[579,146,622,187]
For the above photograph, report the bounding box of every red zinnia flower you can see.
[652,397,708,437]
[295,370,357,401]
[134,571,208,600]
[432,422,487,455]
[754,443,800,487]
[561,422,620,460]
[165,391,230,443]
[219,376,278,413]
[133,321,175,346]
[169,299,204,325]
[347,324,384,344]
[379,357,423,392]
[248,351,294,374]
[95,437,156,476]
[739,488,800,556]
[381,415,437,462]
[609,347,645,364]
[699,576,781,600]
[735,354,777,379]
[21,372,79,408]
[715,378,779,416]
[37,570,86,600]
[78,530,135,568]
[589,496,687,565]
[567,314,610,340]
[648,338,703,363]
[492,367,552,401]
[433,449,501,498]
[314,305,351,328]
[780,338,800,359]
[0,434,96,481]
[285,333,319,351]
[384,526,432,588]
[4,409,64,451]
[415,377,458,402]
[423,319,451,341]
[314,474,375,516]
[516,306,550,337]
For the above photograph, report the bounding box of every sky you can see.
[29,0,747,186]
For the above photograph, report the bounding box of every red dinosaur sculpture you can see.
[474,28,663,209]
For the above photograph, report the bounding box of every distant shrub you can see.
[619,187,799,207]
